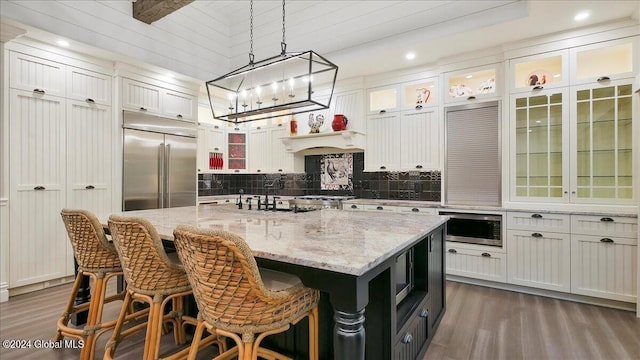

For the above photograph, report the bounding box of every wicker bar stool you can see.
[55,209,126,360]
[173,225,320,360]
[104,215,222,360]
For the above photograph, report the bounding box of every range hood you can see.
[280,130,365,153]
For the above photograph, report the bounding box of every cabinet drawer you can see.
[445,245,506,282]
[506,212,570,233]
[343,203,365,211]
[363,204,401,212]
[571,215,637,238]
[395,299,430,360]
[571,234,637,302]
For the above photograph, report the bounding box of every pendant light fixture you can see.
[206,0,338,123]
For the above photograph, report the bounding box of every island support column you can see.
[334,308,366,359]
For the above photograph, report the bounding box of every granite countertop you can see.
[101,205,448,277]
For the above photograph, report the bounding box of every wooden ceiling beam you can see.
[133,0,194,24]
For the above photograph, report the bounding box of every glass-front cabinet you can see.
[444,63,500,103]
[510,50,568,93]
[571,81,634,203]
[227,129,247,172]
[401,78,438,110]
[511,89,568,201]
[570,37,637,85]
[367,85,399,114]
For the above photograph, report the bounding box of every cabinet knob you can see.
[278,123,283,127]
[531,232,543,238]
[257,169,261,172]
[214,125,219,129]
[351,204,358,209]
[481,252,491,257]
[139,107,147,111]
[415,105,423,110]
[402,333,413,344]
[234,127,240,131]
[419,309,429,318]
[380,166,386,170]
[85,185,95,190]
[278,169,283,172]
[467,96,476,100]
[379,109,386,114]
[597,76,611,83]
[376,206,384,210]
[214,147,219,151]
[256,126,261,130]
[533,85,544,91]
[416,165,423,169]
[531,213,543,218]
[33,88,45,94]
[600,238,614,243]
[177,114,183,118]
[600,217,614,222]
[448,249,457,254]
[411,208,419,212]
[234,169,239,173]
[225,199,230,203]
[33,186,46,191]
[85,98,95,103]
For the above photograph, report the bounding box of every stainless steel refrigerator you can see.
[122,111,197,211]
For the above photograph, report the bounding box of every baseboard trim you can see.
[447,275,637,312]
[8,276,75,298]
[0,282,8,303]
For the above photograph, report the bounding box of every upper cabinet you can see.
[401,78,438,111]
[10,52,66,97]
[570,37,638,86]
[509,50,568,93]
[444,63,501,103]
[368,85,399,114]
[121,78,197,120]
[67,67,112,105]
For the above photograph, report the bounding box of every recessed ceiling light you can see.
[574,12,589,21]
[553,74,561,78]
[466,75,473,79]
[405,52,416,60]
[57,39,70,47]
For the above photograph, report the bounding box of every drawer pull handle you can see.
[600,238,614,243]
[225,199,230,203]
[351,204,358,209]
[34,186,45,190]
[278,123,283,127]
[402,333,413,344]
[85,185,95,190]
[139,107,147,111]
[234,169,239,173]
[597,76,611,83]
[533,85,544,90]
[214,125,219,129]
[376,206,383,210]
[531,232,543,238]
[33,88,45,94]
[448,249,457,254]
[481,252,491,257]
[257,169,261,172]
[85,98,95,103]
[415,105,423,110]
[600,217,614,222]
[531,213,543,218]
[214,147,219,151]
[234,127,240,131]
[411,208,419,212]
[380,166,386,170]
[416,165,423,169]
[177,114,183,118]
[419,309,429,318]
[278,169,283,172]
[379,109,386,114]
[467,96,476,100]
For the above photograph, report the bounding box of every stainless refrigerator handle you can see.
[166,144,171,208]
[159,143,165,208]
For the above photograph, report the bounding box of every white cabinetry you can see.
[444,63,501,103]
[445,244,506,283]
[506,212,571,292]
[249,124,302,173]
[571,215,637,302]
[121,78,196,120]
[365,112,401,171]
[400,108,440,171]
[7,49,115,289]
[248,127,269,173]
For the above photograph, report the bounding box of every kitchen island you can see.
[100,205,448,360]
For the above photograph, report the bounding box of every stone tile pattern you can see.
[199,152,441,201]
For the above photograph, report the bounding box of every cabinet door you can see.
[9,89,70,287]
[570,80,634,204]
[571,215,637,238]
[570,37,638,85]
[203,125,226,172]
[270,125,299,173]
[446,245,506,282]
[248,127,270,173]
[9,51,65,97]
[163,89,195,120]
[428,228,445,331]
[511,89,569,202]
[395,299,429,360]
[365,113,401,171]
[227,130,247,172]
[571,234,637,302]
[402,78,437,111]
[444,64,499,103]
[367,85,399,114]
[506,211,570,233]
[66,100,113,218]
[400,108,440,171]
[67,66,112,105]
[122,78,162,114]
[510,50,568,93]
[506,230,571,292]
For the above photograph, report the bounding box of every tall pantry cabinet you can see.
[6,45,114,290]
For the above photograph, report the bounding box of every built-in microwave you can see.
[395,248,414,305]
[439,211,502,247]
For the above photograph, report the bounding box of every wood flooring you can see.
[1,280,638,360]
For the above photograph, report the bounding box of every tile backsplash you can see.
[198,152,441,202]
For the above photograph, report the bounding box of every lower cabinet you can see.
[506,229,571,292]
[446,244,507,283]
[395,296,430,360]
[570,234,637,302]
